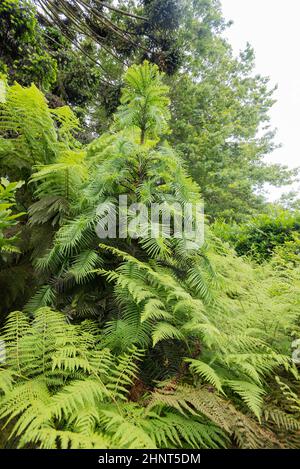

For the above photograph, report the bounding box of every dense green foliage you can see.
[0,0,57,89]
[1,0,296,218]
[0,303,299,449]
[213,210,300,262]
[0,0,299,451]
[0,178,24,254]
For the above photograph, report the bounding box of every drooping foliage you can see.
[24,61,206,319]
[0,304,299,449]
[0,61,299,450]
[0,0,57,89]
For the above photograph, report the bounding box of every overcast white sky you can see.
[221,0,300,200]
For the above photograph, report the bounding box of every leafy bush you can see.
[1,307,299,449]
[213,210,300,262]
[0,62,299,450]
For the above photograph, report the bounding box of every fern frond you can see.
[19,427,110,449]
[186,359,223,393]
[50,379,109,420]
[99,406,157,449]
[68,250,101,283]
[152,322,184,347]
[152,412,228,449]
[224,380,265,420]
[263,406,300,431]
